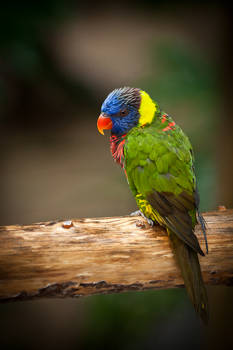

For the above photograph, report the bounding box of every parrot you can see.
[97,87,209,324]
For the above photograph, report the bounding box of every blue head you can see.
[99,87,141,135]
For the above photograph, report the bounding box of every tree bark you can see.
[0,209,232,302]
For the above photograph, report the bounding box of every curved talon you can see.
[146,218,155,227]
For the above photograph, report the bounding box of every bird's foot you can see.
[130,210,142,217]
[130,210,155,227]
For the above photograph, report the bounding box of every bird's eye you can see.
[119,109,128,117]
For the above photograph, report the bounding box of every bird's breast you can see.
[110,134,126,168]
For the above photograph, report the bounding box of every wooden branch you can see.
[0,209,233,302]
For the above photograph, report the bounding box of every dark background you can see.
[0,1,233,349]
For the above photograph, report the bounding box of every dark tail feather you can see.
[197,210,208,254]
[168,230,209,324]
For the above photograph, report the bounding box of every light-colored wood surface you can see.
[0,209,232,302]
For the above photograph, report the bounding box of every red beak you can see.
[97,113,113,135]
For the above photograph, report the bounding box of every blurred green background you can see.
[1,1,233,349]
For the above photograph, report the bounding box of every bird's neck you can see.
[110,133,126,168]
[138,91,160,126]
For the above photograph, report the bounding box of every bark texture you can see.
[0,209,232,302]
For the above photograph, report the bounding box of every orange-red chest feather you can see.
[110,134,126,169]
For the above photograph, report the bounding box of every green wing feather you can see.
[125,118,203,254]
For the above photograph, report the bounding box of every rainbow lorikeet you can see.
[97,87,209,323]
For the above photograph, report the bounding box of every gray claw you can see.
[145,218,155,227]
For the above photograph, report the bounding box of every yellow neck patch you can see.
[138,90,157,126]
